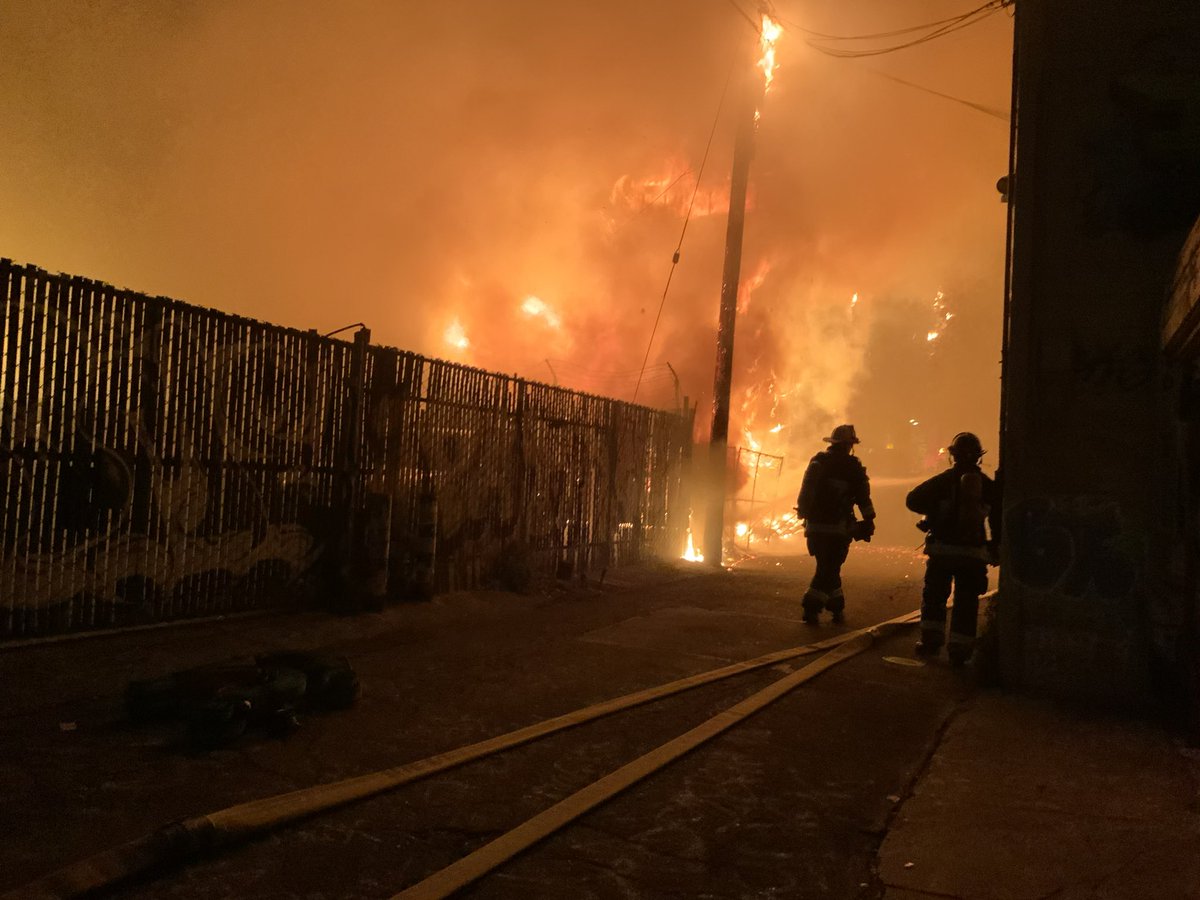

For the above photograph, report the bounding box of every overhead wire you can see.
[791,2,1010,120]
[632,52,737,403]
[721,0,761,33]
[609,168,693,236]
[865,68,1009,121]
[530,0,757,396]
[781,0,1003,42]
[803,5,1002,58]
[566,0,1005,400]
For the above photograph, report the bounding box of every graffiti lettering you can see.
[1007,496,1141,600]
[1071,343,1157,393]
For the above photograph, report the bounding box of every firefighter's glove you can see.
[853,519,875,542]
[915,518,931,533]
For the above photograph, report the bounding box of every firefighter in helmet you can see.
[795,424,876,624]
[905,432,1001,665]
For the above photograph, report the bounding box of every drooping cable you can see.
[610,168,693,237]
[782,0,1002,42]
[632,58,735,404]
[866,69,1009,121]
[721,0,761,33]
[805,6,1002,58]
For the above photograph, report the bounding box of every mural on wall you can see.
[361,359,676,590]
[1,291,330,630]
[2,266,691,635]
[1007,496,1141,601]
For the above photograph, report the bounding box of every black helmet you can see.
[823,424,860,445]
[948,432,984,459]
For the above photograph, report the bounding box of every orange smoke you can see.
[0,1,1011,534]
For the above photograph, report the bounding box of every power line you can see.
[632,53,737,403]
[721,0,761,33]
[782,0,1002,41]
[804,6,1002,58]
[807,12,999,59]
[768,2,1007,121]
[866,69,1009,121]
[610,168,693,236]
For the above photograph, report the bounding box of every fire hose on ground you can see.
[5,608,921,900]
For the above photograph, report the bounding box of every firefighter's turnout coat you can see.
[797,451,875,539]
[905,465,1001,559]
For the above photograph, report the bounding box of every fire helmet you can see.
[823,424,861,445]
[948,432,985,459]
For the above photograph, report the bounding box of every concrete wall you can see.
[1164,221,1200,728]
[1000,0,1200,706]
[1165,220,1200,356]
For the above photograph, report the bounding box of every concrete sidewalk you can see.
[877,691,1200,899]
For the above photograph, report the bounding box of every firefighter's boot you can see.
[827,588,845,624]
[947,634,974,668]
[802,589,826,625]
[915,625,944,658]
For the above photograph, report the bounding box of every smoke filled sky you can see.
[1,0,1012,494]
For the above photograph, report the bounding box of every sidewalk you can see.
[877,691,1200,899]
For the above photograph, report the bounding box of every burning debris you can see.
[926,290,954,344]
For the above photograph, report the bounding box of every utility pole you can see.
[704,54,762,567]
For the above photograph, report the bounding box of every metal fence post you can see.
[334,326,370,609]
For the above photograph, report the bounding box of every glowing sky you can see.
[0,0,1013,493]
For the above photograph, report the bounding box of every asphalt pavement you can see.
[2,545,1194,899]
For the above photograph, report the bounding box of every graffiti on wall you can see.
[1,297,328,627]
[2,264,692,635]
[1006,496,1142,601]
[1071,342,1158,393]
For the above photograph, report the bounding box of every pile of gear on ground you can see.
[125,651,360,750]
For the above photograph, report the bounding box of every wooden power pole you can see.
[704,60,761,567]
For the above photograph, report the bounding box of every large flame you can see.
[4,2,1007,563]
[609,165,730,220]
[758,14,783,94]
[737,258,772,314]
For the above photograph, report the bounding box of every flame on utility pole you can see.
[704,45,765,567]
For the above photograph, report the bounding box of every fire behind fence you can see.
[0,260,695,639]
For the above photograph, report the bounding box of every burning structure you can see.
[0,1,1013,560]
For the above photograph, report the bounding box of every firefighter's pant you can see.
[804,534,851,614]
[920,555,988,657]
